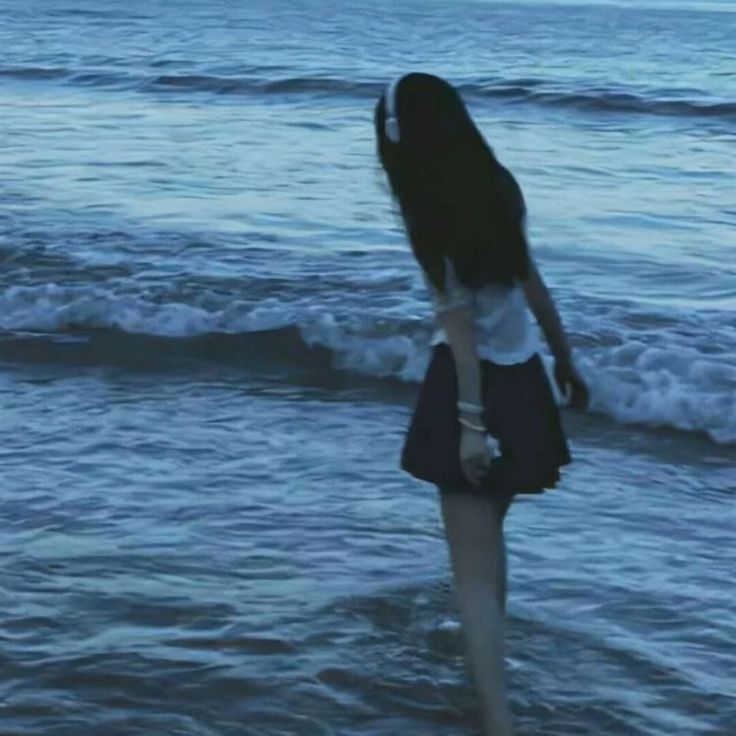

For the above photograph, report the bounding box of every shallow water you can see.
[1,0,735,733]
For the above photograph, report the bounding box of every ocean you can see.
[1,0,734,734]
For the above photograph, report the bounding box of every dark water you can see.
[1,0,735,733]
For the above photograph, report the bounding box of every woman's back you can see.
[426,258,538,364]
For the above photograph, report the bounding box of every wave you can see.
[114,73,736,122]
[463,81,736,121]
[1,285,734,445]
[3,64,734,124]
[145,73,365,98]
[0,66,72,81]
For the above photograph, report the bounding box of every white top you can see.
[426,257,538,365]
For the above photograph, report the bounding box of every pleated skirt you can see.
[401,344,571,496]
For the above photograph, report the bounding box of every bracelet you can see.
[457,400,484,415]
[458,416,486,433]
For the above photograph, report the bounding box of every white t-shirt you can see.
[426,257,538,365]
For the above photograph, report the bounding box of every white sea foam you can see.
[0,284,297,337]
[1,285,734,444]
[581,343,736,444]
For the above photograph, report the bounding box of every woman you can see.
[375,72,588,735]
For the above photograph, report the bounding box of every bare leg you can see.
[440,491,513,736]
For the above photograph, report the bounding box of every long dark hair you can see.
[375,72,529,291]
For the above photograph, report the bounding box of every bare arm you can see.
[522,258,589,409]
[427,258,484,410]
[439,306,482,409]
[522,258,573,366]
[438,305,491,485]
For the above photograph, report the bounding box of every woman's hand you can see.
[459,426,491,486]
[523,258,590,411]
[554,359,589,410]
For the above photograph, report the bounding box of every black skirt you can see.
[401,344,571,495]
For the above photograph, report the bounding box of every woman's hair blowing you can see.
[375,73,529,291]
